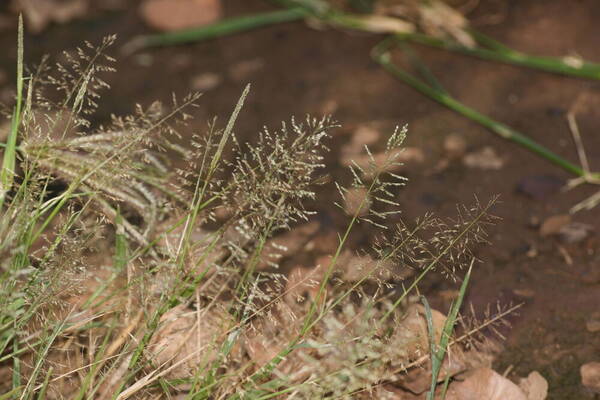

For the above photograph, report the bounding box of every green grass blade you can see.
[424,259,473,399]
[36,367,53,400]
[0,386,22,400]
[372,39,588,178]
[126,8,307,51]
[12,336,21,391]
[421,297,436,355]
[396,30,600,80]
[0,16,24,208]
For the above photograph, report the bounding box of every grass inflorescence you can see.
[0,23,508,399]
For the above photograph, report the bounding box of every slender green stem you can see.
[396,30,600,80]
[126,8,308,51]
[372,40,587,178]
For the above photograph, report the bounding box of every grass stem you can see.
[372,39,590,178]
[125,8,307,52]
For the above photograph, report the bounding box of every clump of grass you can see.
[0,23,510,399]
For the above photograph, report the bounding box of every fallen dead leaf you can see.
[284,262,326,308]
[558,222,594,244]
[519,371,548,400]
[139,0,222,32]
[155,218,224,278]
[446,367,528,400]
[243,316,306,379]
[147,303,238,379]
[394,303,447,361]
[539,214,571,237]
[12,0,88,33]
[344,186,372,217]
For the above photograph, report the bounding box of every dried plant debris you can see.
[445,367,547,400]
[11,0,89,33]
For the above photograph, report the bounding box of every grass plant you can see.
[0,21,510,399]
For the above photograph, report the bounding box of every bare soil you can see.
[1,1,599,398]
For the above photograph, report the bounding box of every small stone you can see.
[581,362,600,393]
[539,215,571,237]
[463,146,504,170]
[191,72,222,91]
[229,58,264,81]
[526,245,538,258]
[586,320,600,333]
[444,133,467,159]
[513,288,535,298]
[586,313,600,333]
[352,125,381,146]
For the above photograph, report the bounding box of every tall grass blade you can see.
[423,259,473,400]
[0,15,24,208]
[125,8,307,52]
[372,39,593,179]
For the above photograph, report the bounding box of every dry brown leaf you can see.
[285,262,326,308]
[12,0,88,33]
[269,221,321,258]
[519,371,548,400]
[139,0,222,32]
[539,214,571,237]
[243,317,306,380]
[147,303,237,379]
[394,303,447,361]
[344,186,372,217]
[446,367,528,400]
[558,222,594,243]
[155,219,224,278]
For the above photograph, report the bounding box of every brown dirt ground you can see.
[1,1,600,398]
